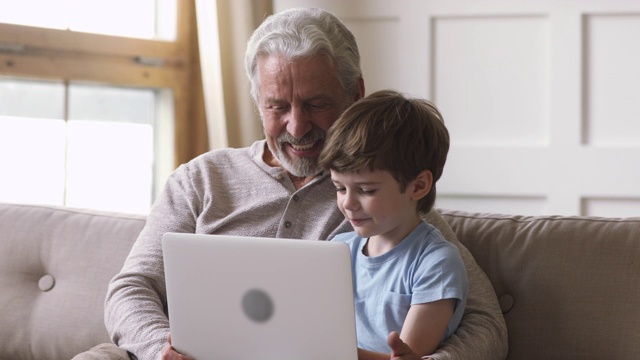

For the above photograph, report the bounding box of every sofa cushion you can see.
[0,203,145,360]
[439,210,640,360]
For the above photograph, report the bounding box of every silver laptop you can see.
[162,232,358,360]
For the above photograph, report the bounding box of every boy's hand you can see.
[387,331,427,360]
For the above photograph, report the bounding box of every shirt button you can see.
[292,195,299,202]
[284,221,292,228]
[275,173,284,181]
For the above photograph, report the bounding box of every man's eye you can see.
[267,104,288,112]
[308,102,328,110]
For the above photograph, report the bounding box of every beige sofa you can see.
[1,201,639,360]
[0,202,145,360]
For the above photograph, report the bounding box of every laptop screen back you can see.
[162,232,358,360]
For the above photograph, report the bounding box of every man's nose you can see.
[286,106,311,139]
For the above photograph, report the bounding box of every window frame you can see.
[0,0,207,167]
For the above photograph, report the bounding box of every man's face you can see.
[257,54,353,177]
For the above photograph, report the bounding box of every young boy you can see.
[318,90,467,360]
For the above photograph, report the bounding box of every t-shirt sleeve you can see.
[410,241,468,306]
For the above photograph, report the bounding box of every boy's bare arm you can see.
[401,300,455,356]
[356,300,455,360]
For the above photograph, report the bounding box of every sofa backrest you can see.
[0,203,145,360]
[439,210,640,360]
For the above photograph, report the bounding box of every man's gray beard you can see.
[270,145,320,177]
[268,127,326,177]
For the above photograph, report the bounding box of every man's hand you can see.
[387,331,430,360]
[161,333,193,360]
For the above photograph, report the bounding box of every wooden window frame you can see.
[0,0,207,167]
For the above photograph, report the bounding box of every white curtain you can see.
[195,0,271,149]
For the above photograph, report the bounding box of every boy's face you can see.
[331,169,423,243]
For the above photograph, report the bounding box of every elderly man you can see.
[101,7,507,360]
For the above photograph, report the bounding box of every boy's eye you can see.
[335,187,346,193]
[361,189,376,195]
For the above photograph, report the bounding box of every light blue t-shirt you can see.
[332,220,468,353]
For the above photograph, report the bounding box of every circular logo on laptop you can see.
[242,288,274,323]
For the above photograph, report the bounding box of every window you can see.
[0,78,174,214]
[0,0,175,40]
[0,0,207,214]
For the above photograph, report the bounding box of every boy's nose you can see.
[342,193,360,211]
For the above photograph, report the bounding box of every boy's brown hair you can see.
[318,89,450,214]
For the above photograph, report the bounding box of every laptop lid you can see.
[162,232,358,360]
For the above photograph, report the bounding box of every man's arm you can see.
[105,166,201,360]
[424,210,508,360]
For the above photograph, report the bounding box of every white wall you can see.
[274,0,640,217]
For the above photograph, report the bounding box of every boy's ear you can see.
[410,170,433,201]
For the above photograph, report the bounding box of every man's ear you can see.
[353,77,365,101]
[410,170,433,201]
